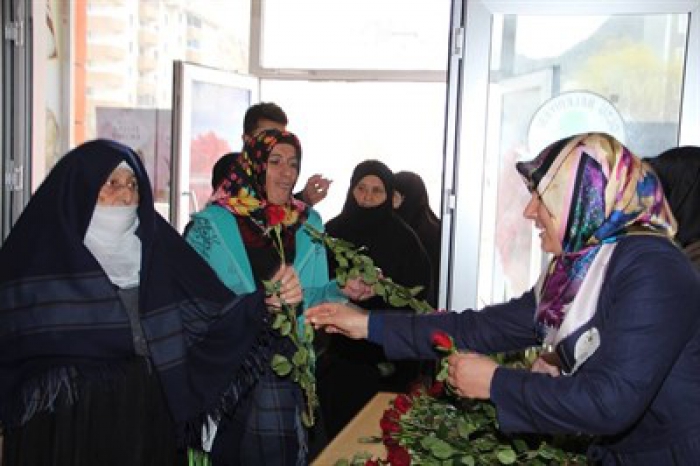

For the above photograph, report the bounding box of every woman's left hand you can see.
[266,264,303,309]
[446,352,498,400]
[341,277,375,301]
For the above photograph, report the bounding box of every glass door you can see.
[446,0,700,310]
[170,61,258,232]
[1,0,32,242]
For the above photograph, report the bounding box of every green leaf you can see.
[336,256,349,268]
[456,418,476,438]
[279,320,292,336]
[271,354,292,376]
[301,409,314,428]
[304,323,314,342]
[292,347,309,366]
[336,270,348,286]
[537,444,556,459]
[512,439,528,453]
[388,294,409,307]
[496,447,517,464]
[372,282,386,295]
[427,438,456,459]
[272,313,286,329]
[458,456,475,466]
[362,267,379,283]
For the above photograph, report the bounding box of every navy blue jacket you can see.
[372,236,700,465]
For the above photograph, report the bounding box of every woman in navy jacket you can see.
[306,133,700,465]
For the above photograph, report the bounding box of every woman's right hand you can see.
[265,264,302,309]
[305,302,369,340]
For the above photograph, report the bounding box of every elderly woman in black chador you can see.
[0,139,300,465]
[318,159,433,440]
[647,145,700,268]
[393,170,441,306]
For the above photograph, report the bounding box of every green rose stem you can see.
[263,224,439,429]
[304,224,434,314]
[264,226,318,427]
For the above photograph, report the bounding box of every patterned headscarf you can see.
[210,128,308,236]
[516,133,676,339]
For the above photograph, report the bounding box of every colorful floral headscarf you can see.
[210,128,308,236]
[516,133,676,340]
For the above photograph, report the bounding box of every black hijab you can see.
[648,146,700,247]
[394,171,439,227]
[0,139,272,445]
[394,171,441,306]
[325,160,432,309]
[331,159,396,232]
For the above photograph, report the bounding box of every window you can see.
[259,0,450,71]
[75,0,251,209]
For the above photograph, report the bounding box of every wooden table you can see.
[312,392,397,465]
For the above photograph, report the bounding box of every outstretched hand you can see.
[302,174,332,206]
[305,302,369,340]
[265,264,302,309]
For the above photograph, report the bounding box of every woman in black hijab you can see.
[393,171,441,306]
[319,160,432,440]
[0,139,299,465]
[648,146,700,268]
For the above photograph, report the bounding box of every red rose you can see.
[365,460,381,466]
[407,381,423,397]
[432,331,455,352]
[383,434,398,446]
[428,381,445,397]
[387,445,411,466]
[265,204,286,227]
[382,408,400,422]
[393,394,412,414]
[380,416,401,434]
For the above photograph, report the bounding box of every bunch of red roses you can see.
[366,382,447,466]
[348,332,587,466]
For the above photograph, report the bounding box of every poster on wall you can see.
[171,61,259,232]
[96,107,172,218]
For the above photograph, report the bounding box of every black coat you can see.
[318,160,432,440]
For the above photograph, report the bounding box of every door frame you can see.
[445,0,700,311]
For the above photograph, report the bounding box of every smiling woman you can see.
[265,142,300,205]
[353,174,387,208]
[522,192,563,256]
[184,128,372,465]
[306,133,700,465]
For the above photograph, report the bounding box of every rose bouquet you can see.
[304,224,433,314]
[334,333,588,465]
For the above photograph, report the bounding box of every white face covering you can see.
[84,204,141,288]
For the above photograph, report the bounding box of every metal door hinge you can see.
[452,27,464,59]
[444,190,457,216]
[4,160,23,191]
[5,20,24,47]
